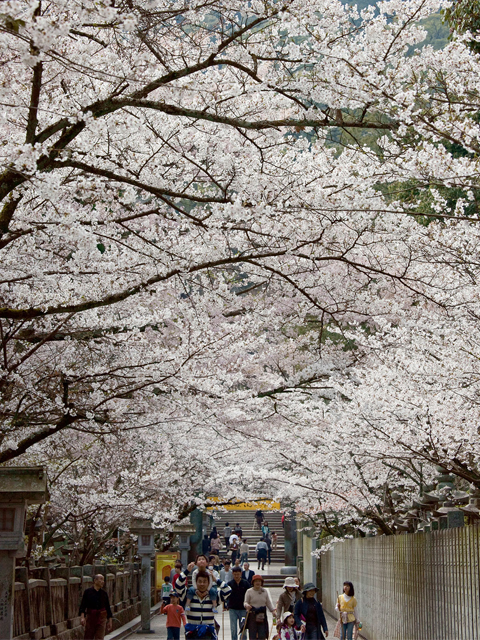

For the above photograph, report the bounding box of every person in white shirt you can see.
[256,538,268,570]
[220,559,234,583]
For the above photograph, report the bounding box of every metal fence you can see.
[321,525,480,640]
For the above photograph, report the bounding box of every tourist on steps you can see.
[240,538,249,563]
[244,574,276,640]
[255,538,268,570]
[294,583,328,640]
[271,531,278,549]
[224,522,232,549]
[335,582,359,640]
[254,510,264,530]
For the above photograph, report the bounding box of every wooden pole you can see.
[240,610,250,640]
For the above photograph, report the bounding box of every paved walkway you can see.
[107,582,339,640]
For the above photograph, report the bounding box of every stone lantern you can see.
[0,467,47,639]
[131,518,159,634]
[172,523,196,567]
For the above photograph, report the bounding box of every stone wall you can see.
[13,562,152,640]
[321,524,480,640]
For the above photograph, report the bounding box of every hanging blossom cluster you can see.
[1,0,480,554]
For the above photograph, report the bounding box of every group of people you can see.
[202,521,278,571]
[159,555,360,640]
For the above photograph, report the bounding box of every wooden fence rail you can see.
[13,562,149,640]
[321,525,480,640]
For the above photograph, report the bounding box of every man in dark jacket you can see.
[242,562,255,585]
[294,583,328,640]
[227,567,250,640]
[79,574,113,639]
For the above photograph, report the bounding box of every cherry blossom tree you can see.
[2,0,480,547]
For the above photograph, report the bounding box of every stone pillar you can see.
[130,519,158,634]
[0,467,46,640]
[0,553,15,639]
[284,511,297,567]
[139,554,154,633]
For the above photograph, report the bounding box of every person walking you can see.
[224,522,232,549]
[230,534,240,564]
[79,573,113,639]
[234,523,243,537]
[335,582,359,640]
[175,564,231,639]
[261,521,270,538]
[294,583,328,640]
[265,535,272,565]
[255,538,268,570]
[220,559,233,583]
[276,577,301,620]
[240,538,249,563]
[227,566,250,640]
[244,575,276,640]
[242,563,255,585]
[271,532,278,550]
[254,510,264,530]
[171,561,183,584]
[211,533,221,556]
[163,592,187,640]
[162,575,174,609]
[210,526,219,540]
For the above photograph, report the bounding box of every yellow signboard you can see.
[155,552,179,590]
[206,498,281,511]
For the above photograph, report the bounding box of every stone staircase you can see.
[209,508,288,587]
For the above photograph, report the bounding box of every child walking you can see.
[278,612,302,640]
[162,575,173,606]
[163,592,187,640]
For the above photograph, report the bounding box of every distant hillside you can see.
[342,0,450,50]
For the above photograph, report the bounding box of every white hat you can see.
[282,577,299,589]
[281,612,295,624]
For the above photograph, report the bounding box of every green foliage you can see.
[445,0,480,52]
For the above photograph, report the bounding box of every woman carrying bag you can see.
[334,582,360,640]
[244,575,276,640]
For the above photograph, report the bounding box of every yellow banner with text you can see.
[206,498,281,511]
